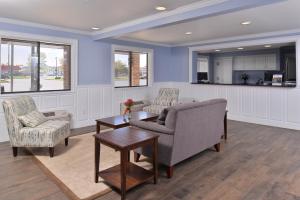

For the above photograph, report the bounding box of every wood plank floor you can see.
[1,121,300,200]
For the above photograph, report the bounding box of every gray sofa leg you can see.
[65,138,69,146]
[49,147,54,157]
[134,152,141,162]
[214,143,221,152]
[167,166,173,178]
[12,147,18,157]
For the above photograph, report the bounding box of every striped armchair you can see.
[143,88,179,114]
[2,96,70,157]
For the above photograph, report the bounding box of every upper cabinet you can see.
[233,54,277,71]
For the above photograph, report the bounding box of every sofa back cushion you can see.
[164,99,227,130]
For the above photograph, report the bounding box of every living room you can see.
[1,0,300,200]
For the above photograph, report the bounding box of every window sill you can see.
[0,89,74,97]
[114,85,148,89]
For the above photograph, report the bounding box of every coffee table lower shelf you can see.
[99,162,154,191]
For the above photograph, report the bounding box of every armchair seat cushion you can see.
[130,120,174,135]
[19,120,70,147]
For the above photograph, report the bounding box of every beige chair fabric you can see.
[143,88,179,114]
[2,96,70,148]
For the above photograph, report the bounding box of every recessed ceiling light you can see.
[91,27,100,30]
[185,32,192,35]
[237,47,244,50]
[264,45,272,48]
[215,49,221,52]
[155,6,166,11]
[241,21,252,25]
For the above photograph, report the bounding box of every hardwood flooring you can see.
[1,121,300,200]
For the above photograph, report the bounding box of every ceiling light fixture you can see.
[237,47,244,50]
[91,27,100,30]
[185,32,192,35]
[215,49,221,52]
[264,45,272,48]
[155,6,166,11]
[241,21,252,25]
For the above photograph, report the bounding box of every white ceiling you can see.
[122,0,300,46]
[0,0,201,31]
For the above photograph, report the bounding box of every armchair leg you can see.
[49,147,54,157]
[166,166,174,178]
[65,138,69,146]
[134,152,141,162]
[214,143,221,152]
[12,147,18,157]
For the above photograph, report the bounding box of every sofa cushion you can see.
[130,120,174,135]
[18,110,47,128]
[157,108,168,125]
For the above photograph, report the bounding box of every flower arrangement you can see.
[123,99,134,115]
[240,73,249,84]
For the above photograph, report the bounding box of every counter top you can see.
[191,82,296,88]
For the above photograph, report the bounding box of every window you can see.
[1,38,71,93]
[114,50,148,87]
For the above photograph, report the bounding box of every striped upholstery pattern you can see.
[18,110,47,128]
[143,88,179,114]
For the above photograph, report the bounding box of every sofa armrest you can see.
[130,120,174,135]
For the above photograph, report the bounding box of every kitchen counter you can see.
[191,82,296,88]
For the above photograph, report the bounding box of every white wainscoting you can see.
[0,85,152,142]
[1,82,300,142]
[164,82,300,130]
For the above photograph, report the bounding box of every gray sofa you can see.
[130,98,227,178]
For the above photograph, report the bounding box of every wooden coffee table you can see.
[96,111,158,133]
[94,127,159,200]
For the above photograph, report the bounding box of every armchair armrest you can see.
[130,120,174,135]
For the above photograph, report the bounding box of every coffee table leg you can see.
[121,149,128,200]
[128,150,130,162]
[96,121,100,134]
[95,138,100,183]
[152,138,158,184]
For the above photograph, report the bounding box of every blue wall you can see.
[0,22,177,84]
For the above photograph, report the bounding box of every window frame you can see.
[112,45,153,88]
[0,31,78,96]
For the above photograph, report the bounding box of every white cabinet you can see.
[214,57,233,84]
[244,56,256,70]
[255,55,266,70]
[233,56,245,70]
[233,54,277,71]
[265,54,277,70]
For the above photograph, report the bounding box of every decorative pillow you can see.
[18,110,47,128]
[157,108,168,125]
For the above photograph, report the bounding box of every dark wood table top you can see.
[94,127,159,150]
[96,111,158,128]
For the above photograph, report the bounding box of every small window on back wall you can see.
[0,38,71,94]
[114,50,148,88]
